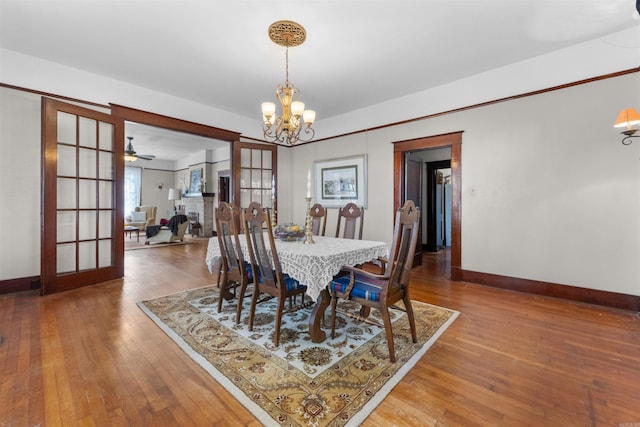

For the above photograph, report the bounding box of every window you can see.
[124,166,141,219]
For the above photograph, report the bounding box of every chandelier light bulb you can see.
[291,101,305,117]
[303,110,316,126]
[262,102,276,119]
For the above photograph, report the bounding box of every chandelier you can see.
[261,20,316,145]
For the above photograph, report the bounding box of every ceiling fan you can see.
[124,136,156,162]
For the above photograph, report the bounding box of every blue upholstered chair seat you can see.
[223,261,254,281]
[244,262,254,281]
[283,274,306,292]
[258,272,306,293]
[329,273,384,302]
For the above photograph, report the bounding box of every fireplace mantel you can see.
[181,194,215,236]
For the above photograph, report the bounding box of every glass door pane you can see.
[42,97,123,293]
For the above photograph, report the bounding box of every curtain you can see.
[124,166,141,220]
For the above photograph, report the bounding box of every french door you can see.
[232,141,277,212]
[41,98,124,294]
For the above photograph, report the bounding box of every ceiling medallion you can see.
[268,20,306,47]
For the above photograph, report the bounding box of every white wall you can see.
[0,88,41,280]
[139,168,176,220]
[1,30,639,296]
[281,72,640,297]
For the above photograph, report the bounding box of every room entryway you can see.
[393,131,462,280]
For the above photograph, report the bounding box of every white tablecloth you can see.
[205,235,389,301]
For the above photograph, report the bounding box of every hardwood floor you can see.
[1,240,639,426]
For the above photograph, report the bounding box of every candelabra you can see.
[303,197,315,244]
[271,197,277,229]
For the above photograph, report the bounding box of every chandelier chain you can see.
[285,46,289,85]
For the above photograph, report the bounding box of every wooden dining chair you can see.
[329,200,420,363]
[335,202,364,239]
[309,203,327,236]
[215,202,254,324]
[242,201,310,347]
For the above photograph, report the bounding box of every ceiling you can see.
[124,122,229,162]
[1,1,638,160]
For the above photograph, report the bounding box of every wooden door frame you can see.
[109,105,240,258]
[110,104,241,142]
[393,131,462,280]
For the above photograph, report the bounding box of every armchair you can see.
[329,200,420,363]
[128,205,157,230]
[145,214,189,245]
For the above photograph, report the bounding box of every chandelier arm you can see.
[296,126,315,143]
[621,135,639,145]
[263,116,295,145]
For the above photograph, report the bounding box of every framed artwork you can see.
[189,168,202,194]
[314,155,367,208]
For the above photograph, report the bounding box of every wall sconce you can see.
[614,107,640,145]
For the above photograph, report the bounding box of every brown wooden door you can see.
[41,98,124,294]
[405,153,423,266]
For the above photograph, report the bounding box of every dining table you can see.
[205,234,389,343]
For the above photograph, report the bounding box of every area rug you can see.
[138,285,458,426]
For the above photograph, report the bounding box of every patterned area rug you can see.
[138,285,458,426]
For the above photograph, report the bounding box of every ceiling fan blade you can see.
[136,154,156,160]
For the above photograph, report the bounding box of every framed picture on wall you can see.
[189,168,202,194]
[314,155,367,208]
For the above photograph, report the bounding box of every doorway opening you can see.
[218,171,230,203]
[393,131,462,280]
[426,159,452,253]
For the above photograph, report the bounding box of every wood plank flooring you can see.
[1,238,639,426]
